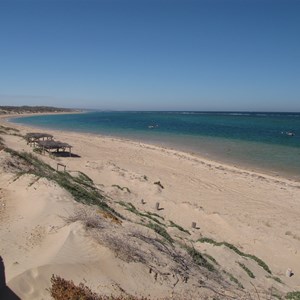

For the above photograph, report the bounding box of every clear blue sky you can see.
[0,0,299,111]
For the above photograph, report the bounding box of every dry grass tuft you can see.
[97,209,122,225]
[66,207,106,229]
[49,274,101,300]
[49,274,155,299]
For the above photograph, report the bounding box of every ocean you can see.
[12,111,300,180]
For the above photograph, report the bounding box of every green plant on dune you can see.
[146,222,173,243]
[222,270,244,289]
[0,125,22,138]
[145,211,164,220]
[198,237,272,274]
[77,171,94,184]
[237,262,255,278]
[203,253,219,266]
[117,201,165,225]
[286,291,300,300]
[168,220,190,235]
[0,125,20,133]
[112,184,131,193]
[184,245,215,272]
[266,274,283,284]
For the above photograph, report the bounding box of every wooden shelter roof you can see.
[37,140,72,150]
[25,132,53,140]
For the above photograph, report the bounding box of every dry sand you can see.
[1,114,300,299]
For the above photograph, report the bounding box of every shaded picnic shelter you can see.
[37,140,72,156]
[25,132,73,157]
[25,132,53,146]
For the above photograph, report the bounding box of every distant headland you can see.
[0,106,78,115]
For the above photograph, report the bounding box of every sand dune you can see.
[1,116,300,299]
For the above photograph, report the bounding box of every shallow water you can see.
[12,111,300,180]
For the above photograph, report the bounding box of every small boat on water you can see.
[286,132,295,136]
[148,124,159,129]
[281,131,295,136]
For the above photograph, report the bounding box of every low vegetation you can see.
[49,274,101,300]
[266,275,283,284]
[198,237,272,274]
[117,201,164,225]
[146,222,173,243]
[4,148,121,219]
[49,275,154,300]
[238,262,255,279]
[169,220,190,235]
[184,245,215,272]
[222,270,244,289]
[3,138,290,298]
[77,171,94,184]
[0,136,4,147]
[0,124,20,133]
[203,253,219,266]
[145,211,164,220]
[0,125,22,138]
[112,184,131,193]
[286,291,300,300]
[66,208,106,229]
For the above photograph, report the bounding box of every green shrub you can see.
[286,291,300,300]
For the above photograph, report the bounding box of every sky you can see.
[0,0,299,111]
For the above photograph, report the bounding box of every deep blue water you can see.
[12,111,300,179]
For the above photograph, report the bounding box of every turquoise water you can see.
[12,111,300,180]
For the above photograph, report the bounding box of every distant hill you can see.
[0,106,78,115]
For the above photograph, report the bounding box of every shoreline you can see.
[5,112,300,184]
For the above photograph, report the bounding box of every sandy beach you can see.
[1,114,300,299]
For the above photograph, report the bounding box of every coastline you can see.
[1,112,300,298]
[6,111,300,183]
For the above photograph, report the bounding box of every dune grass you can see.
[146,222,173,243]
[203,253,219,266]
[4,148,122,218]
[237,262,255,279]
[112,184,131,193]
[117,201,165,225]
[184,245,215,272]
[0,125,20,133]
[168,220,190,235]
[198,237,272,274]
[222,270,244,289]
